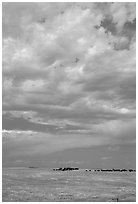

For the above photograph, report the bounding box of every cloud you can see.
[2,117,135,159]
[100,156,112,160]
[55,160,84,165]
[111,2,136,30]
[2,3,136,158]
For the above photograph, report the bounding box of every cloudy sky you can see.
[2,2,136,168]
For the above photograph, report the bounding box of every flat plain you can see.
[2,167,136,202]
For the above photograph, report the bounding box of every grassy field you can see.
[2,167,136,202]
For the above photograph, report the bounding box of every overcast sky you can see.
[2,2,136,168]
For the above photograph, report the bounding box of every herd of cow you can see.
[92,168,136,172]
[53,167,79,171]
[53,167,136,172]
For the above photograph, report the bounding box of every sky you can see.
[2,2,136,168]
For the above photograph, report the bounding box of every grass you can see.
[2,167,136,202]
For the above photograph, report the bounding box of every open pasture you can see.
[2,167,136,202]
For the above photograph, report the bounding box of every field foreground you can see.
[2,167,136,202]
